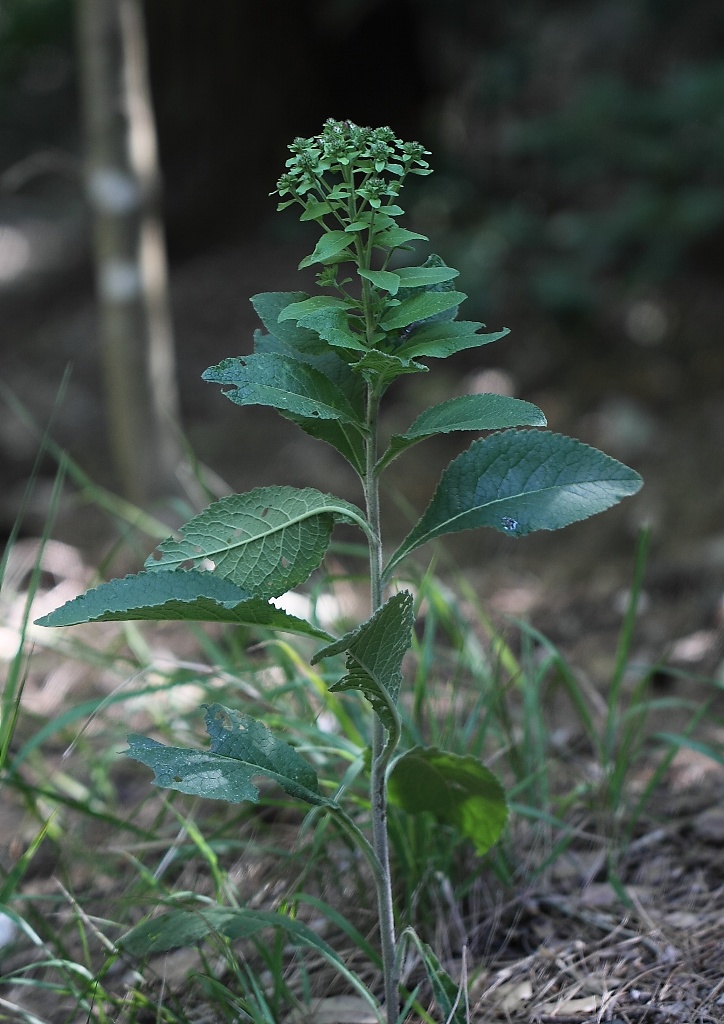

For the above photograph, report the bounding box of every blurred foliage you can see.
[410,0,724,321]
[0,0,75,159]
[1,0,722,325]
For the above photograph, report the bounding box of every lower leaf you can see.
[388,746,508,855]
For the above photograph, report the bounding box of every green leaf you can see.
[300,200,332,221]
[311,591,414,733]
[377,394,547,470]
[34,570,332,640]
[388,747,508,856]
[372,226,429,249]
[351,348,428,390]
[395,265,459,289]
[277,294,349,323]
[357,269,401,295]
[295,307,368,352]
[396,323,510,360]
[127,703,328,806]
[385,430,643,577]
[202,353,361,424]
[145,486,367,599]
[250,291,319,348]
[379,291,467,331]
[400,927,467,1024]
[298,231,354,268]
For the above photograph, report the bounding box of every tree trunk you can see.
[75,0,182,506]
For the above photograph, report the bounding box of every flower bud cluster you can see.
[274,120,431,210]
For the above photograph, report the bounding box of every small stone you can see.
[692,806,724,844]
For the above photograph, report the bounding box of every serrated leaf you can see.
[311,591,414,732]
[127,703,327,806]
[295,307,368,352]
[395,265,460,289]
[373,226,429,249]
[34,569,333,639]
[351,348,428,389]
[278,294,349,323]
[377,394,547,470]
[202,353,361,424]
[357,268,401,295]
[145,486,366,598]
[396,323,510,360]
[385,431,643,577]
[389,747,508,855]
[379,291,467,331]
[298,231,354,268]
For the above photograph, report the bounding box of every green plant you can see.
[37,120,642,1023]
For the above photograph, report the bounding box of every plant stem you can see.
[363,383,399,1023]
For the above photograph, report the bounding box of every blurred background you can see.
[1,0,723,615]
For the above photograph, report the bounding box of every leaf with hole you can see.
[202,352,362,423]
[144,486,367,599]
[127,703,329,806]
[385,430,643,577]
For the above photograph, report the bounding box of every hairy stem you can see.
[363,383,399,1023]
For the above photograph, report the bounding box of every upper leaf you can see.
[357,268,401,295]
[372,226,429,249]
[298,230,354,268]
[34,569,334,639]
[385,430,643,577]
[379,291,467,331]
[127,703,328,806]
[277,294,349,323]
[202,353,362,424]
[377,394,547,471]
[311,591,414,733]
[389,747,508,856]
[395,265,459,289]
[395,323,510,360]
[145,487,367,599]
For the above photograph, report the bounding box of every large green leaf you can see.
[145,487,367,598]
[34,570,333,640]
[379,291,467,331]
[385,430,643,577]
[377,394,547,470]
[395,322,510,360]
[388,747,508,856]
[311,591,414,734]
[127,703,328,806]
[202,353,362,423]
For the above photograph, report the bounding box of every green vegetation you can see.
[22,122,649,1023]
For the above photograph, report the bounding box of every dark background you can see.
[1,0,723,588]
